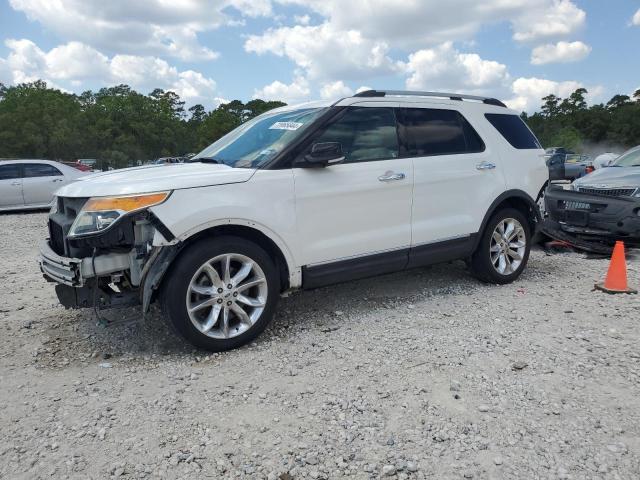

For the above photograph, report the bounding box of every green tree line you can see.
[1,80,639,168]
[0,80,285,168]
[523,88,640,153]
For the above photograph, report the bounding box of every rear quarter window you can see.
[485,113,541,150]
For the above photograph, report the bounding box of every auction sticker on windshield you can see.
[269,121,303,131]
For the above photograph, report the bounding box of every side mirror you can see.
[302,142,345,167]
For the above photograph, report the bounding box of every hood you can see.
[573,166,640,189]
[55,163,256,197]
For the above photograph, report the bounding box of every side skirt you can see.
[302,235,477,289]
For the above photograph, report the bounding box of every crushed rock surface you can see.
[1,212,640,479]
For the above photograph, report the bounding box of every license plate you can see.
[565,210,588,226]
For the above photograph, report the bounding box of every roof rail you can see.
[353,90,507,108]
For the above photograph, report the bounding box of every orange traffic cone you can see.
[594,241,637,294]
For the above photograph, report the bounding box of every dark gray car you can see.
[543,145,640,251]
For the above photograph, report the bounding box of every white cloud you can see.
[512,0,586,42]
[7,0,272,61]
[253,76,310,103]
[276,0,585,46]
[0,58,12,85]
[403,42,510,94]
[293,14,311,25]
[506,77,584,111]
[531,41,591,65]
[245,23,397,80]
[319,80,353,99]
[632,8,640,26]
[46,42,110,79]
[1,38,218,106]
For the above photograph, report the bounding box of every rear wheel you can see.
[470,208,531,284]
[161,236,279,351]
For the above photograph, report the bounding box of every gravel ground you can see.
[1,211,640,480]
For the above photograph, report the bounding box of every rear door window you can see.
[23,163,63,177]
[485,113,542,149]
[0,164,21,180]
[397,108,485,157]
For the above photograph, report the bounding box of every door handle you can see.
[378,171,406,182]
[476,161,496,170]
[11,181,21,186]
[52,178,64,182]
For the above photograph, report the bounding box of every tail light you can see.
[585,165,594,174]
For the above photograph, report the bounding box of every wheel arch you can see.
[473,189,540,250]
[178,223,296,292]
[143,221,300,312]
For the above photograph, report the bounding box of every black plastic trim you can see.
[473,190,540,250]
[148,211,175,242]
[302,234,479,289]
[302,248,409,289]
[407,235,476,269]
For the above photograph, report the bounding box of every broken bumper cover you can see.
[543,186,640,243]
[38,239,131,287]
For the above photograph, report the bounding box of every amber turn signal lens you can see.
[83,192,170,212]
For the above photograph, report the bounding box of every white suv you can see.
[39,90,547,351]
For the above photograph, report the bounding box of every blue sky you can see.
[0,0,638,112]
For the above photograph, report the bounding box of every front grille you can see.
[48,219,66,255]
[578,187,637,197]
[47,197,88,257]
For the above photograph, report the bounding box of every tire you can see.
[160,235,279,351]
[470,208,531,284]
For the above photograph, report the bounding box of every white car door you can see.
[292,104,413,284]
[399,105,506,265]
[22,163,66,206]
[0,163,24,209]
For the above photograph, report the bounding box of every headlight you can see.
[50,196,59,215]
[68,192,170,238]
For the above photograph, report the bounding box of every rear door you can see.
[22,163,65,206]
[0,163,24,208]
[398,106,506,263]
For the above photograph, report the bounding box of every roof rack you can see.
[353,90,507,108]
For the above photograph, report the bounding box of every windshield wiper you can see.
[190,157,225,165]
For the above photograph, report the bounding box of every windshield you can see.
[191,107,328,168]
[612,147,640,167]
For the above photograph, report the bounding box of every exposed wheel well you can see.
[490,196,538,232]
[178,225,291,292]
[475,191,540,252]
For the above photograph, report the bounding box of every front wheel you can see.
[470,208,531,284]
[161,236,280,351]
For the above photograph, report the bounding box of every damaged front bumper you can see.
[39,239,132,287]
[543,186,640,249]
[39,239,180,311]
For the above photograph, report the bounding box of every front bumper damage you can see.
[39,239,132,287]
[543,186,640,251]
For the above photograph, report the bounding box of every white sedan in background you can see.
[0,159,87,212]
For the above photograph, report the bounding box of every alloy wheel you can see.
[186,253,268,339]
[489,218,527,275]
